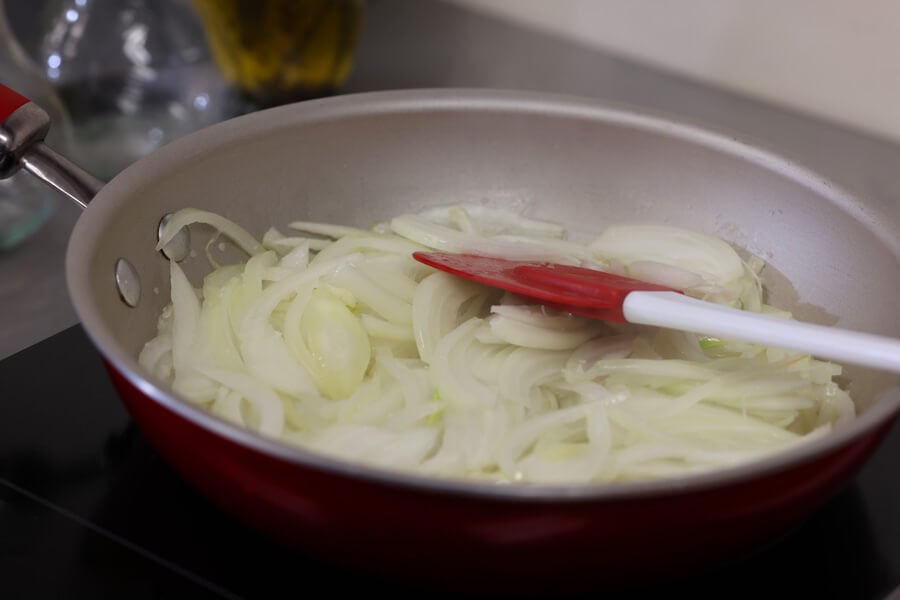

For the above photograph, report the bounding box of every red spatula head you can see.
[412,252,680,322]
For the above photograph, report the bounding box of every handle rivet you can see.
[114,257,141,308]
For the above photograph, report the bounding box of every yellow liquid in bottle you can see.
[191,0,364,107]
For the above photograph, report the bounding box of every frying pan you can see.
[2,84,899,589]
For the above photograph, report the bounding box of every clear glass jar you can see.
[27,0,238,180]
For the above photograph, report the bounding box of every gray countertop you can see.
[2,0,899,360]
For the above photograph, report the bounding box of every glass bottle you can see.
[190,0,365,108]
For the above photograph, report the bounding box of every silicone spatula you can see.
[412,251,900,374]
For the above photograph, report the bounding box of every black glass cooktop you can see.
[2,325,899,599]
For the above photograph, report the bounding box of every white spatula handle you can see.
[623,291,900,373]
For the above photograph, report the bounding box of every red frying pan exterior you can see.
[105,360,894,589]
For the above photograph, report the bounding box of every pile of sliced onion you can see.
[140,204,854,483]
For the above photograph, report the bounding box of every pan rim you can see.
[66,87,900,502]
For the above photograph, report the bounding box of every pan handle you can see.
[0,83,103,209]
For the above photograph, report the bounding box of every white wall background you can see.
[450,0,900,143]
